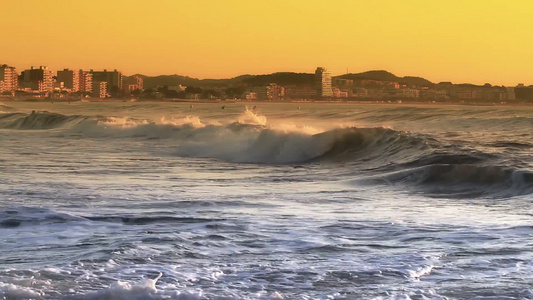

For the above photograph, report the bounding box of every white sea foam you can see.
[160,116,206,128]
[407,265,434,280]
[98,116,149,128]
[0,282,43,300]
[238,107,267,126]
[77,274,206,300]
[1,102,532,299]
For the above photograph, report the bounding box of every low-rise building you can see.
[402,88,420,98]
[515,85,533,101]
[349,88,368,98]
[332,87,348,98]
[380,88,403,98]
[284,85,316,99]
[248,86,268,100]
[266,83,285,100]
[243,92,257,100]
[134,75,143,90]
[125,84,139,93]
[420,89,448,100]
[333,78,354,88]
[506,87,516,101]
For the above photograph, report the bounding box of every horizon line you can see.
[3,63,531,87]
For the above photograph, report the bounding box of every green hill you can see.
[123,74,253,89]
[242,72,314,86]
[124,70,435,89]
[337,70,434,87]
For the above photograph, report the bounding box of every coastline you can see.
[1,96,531,107]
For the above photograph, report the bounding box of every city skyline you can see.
[4,63,533,102]
[3,63,533,88]
[2,0,533,86]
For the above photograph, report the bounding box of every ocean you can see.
[0,101,532,299]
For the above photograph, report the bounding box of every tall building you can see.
[92,81,107,98]
[21,66,53,92]
[134,75,143,90]
[78,70,93,94]
[57,69,77,91]
[0,64,18,93]
[90,69,122,93]
[315,67,332,98]
[58,69,94,93]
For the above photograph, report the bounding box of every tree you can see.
[225,87,246,98]
[15,90,28,97]
[163,89,182,98]
[131,89,142,97]
[157,85,169,93]
[109,86,124,98]
[185,86,203,94]
[202,89,221,99]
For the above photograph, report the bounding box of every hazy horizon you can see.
[3,0,533,86]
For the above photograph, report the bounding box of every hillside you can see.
[124,70,435,89]
[242,72,314,86]
[123,74,253,89]
[337,70,434,87]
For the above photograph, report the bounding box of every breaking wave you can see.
[0,110,434,164]
[0,111,88,130]
[1,109,530,197]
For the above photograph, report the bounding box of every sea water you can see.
[0,101,532,299]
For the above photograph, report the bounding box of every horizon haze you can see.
[2,0,533,86]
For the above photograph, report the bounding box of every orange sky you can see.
[2,0,532,85]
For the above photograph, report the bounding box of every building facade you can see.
[56,69,76,91]
[0,64,18,93]
[134,75,143,90]
[92,81,107,98]
[21,66,53,93]
[284,85,316,99]
[90,69,123,93]
[515,85,533,101]
[315,67,332,98]
[266,83,285,100]
[78,70,93,94]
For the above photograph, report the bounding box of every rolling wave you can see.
[0,206,224,228]
[0,111,435,164]
[0,111,88,130]
[371,165,533,198]
[0,207,85,228]
[0,102,15,113]
[1,110,530,197]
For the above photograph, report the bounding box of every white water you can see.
[0,101,532,299]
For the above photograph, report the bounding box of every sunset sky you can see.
[2,0,532,85]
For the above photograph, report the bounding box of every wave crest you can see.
[370,165,533,198]
[0,111,88,130]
